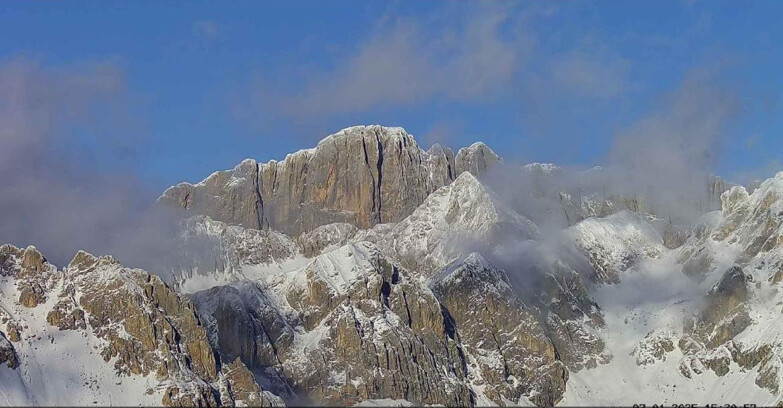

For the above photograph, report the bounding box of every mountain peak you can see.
[454,141,502,177]
[523,162,562,175]
[160,126,505,236]
[67,249,119,271]
[316,124,413,147]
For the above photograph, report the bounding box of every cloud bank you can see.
[0,58,198,275]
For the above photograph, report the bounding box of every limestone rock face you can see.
[0,245,58,308]
[160,126,503,236]
[190,241,575,406]
[431,253,568,406]
[0,244,285,407]
[534,262,608,372]
[373,171,538,278]
[690,265,752,349]
[220,358,285,407]
[296,222,358,257]
[0,332,18,369]
[162,159,264,230]
[277,242,473,406]
[424,144,457,187]
[193,283,293,370]
[455,142,502,178]
[192,282,295,400]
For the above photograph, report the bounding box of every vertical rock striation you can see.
[159,125,502,236]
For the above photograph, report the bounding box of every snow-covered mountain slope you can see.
[560,172,783,406]
[569,211,665,284]
[10,123,783,407]
[0,244,284,407]
[372,171,539,280]
[187,241,572,407]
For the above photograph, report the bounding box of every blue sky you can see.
[2,1,782,190]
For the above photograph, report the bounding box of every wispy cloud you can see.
[0,58,195,274]
[254,5,533,119]
[238,3,638,145]
[0,58,124,170]
[609,66,740,204]
[193,20,222,40]
[548,49,630,99]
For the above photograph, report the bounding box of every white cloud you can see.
[0,58,125,171]
[0,58,195,274]
[265,5,533,118]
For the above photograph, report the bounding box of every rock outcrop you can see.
[0,244,284,407]
[159,125,502,236]
[535,262,608,372]
[570,211,664,284]
[190,242,574,407]
[431,253,568,406]
[296,222,358,257]
[371,171,538,278]
[280,244,474,406]
[670,174,783,396]
[455,142,502,178]
[0,332,18,369]
[192,282,295,400]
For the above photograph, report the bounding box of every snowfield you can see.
[0,275,161,406]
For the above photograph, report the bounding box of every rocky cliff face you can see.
[159,126,502,237]
[173,166,606,406]
[188,241,571,407]
[0,244,284,407]
[370,171,538,278]
[431,253,568,406]
[9,124,783,407]
[665,173,783,396]
[455,142,502,178]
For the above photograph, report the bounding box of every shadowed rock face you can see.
[431,253,568,407]
[159,126,502,236]
[688,265,752,349]
[0,244,284,407]
[0,332,18,369]
[188,242,574,407]
[193,283,294,370]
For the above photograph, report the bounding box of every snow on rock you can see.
[377,171,539,280]
[0,244,283,407]
[273,241,476,406]
[431,253,569,406]
[454,142,502,177]
[160,125,506,238]
[172,215,301,293]
[560,172,783,406]
[352,399,415,407]
[296,222,358,257]
[569,211,665,284]
[522,162,562,175]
